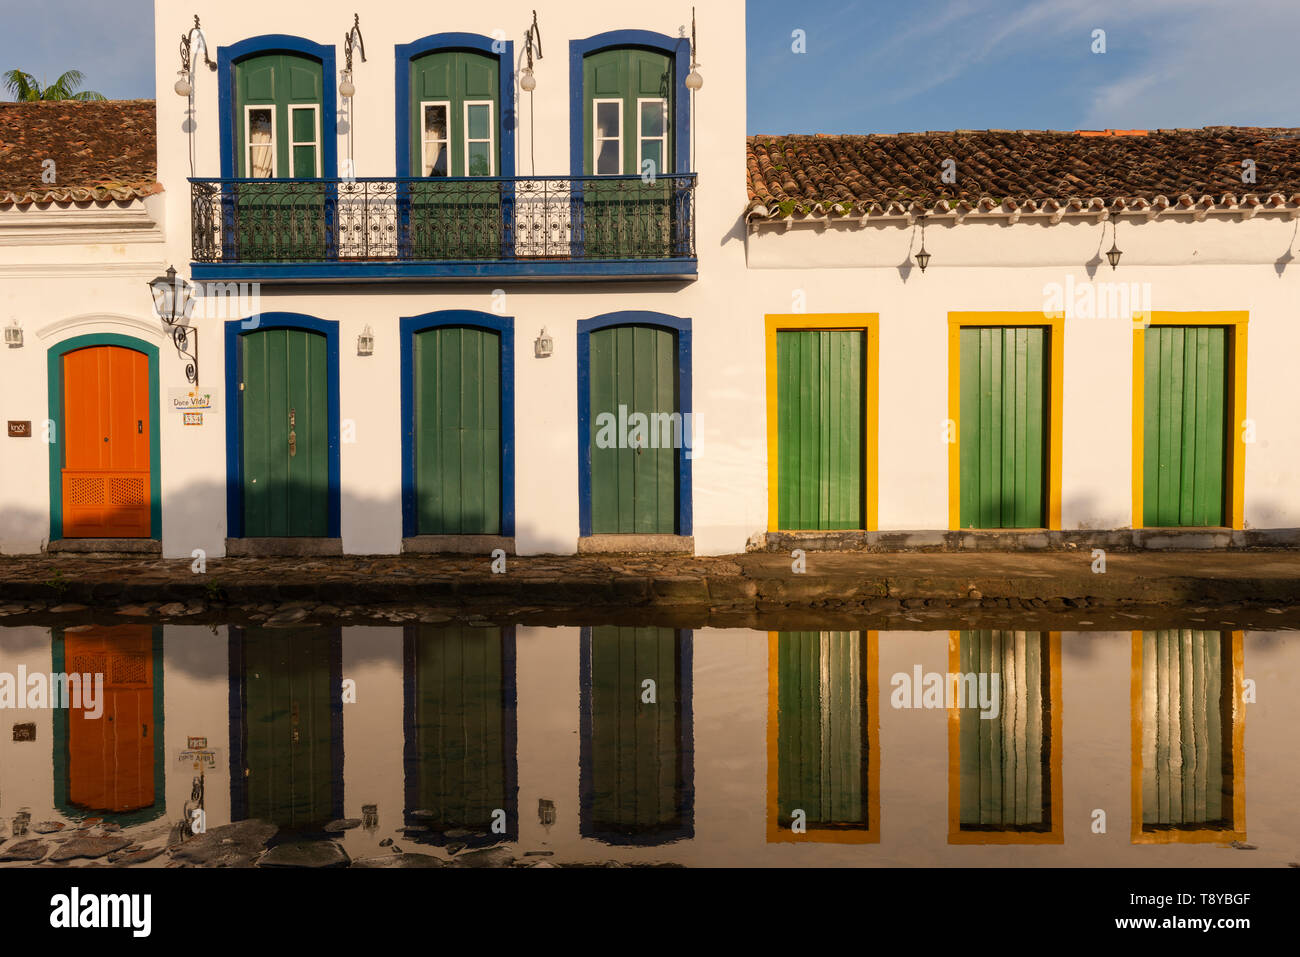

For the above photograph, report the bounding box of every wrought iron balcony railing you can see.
[189,174,697,277]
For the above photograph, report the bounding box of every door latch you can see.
[137,419,143,434]
[288,408,297,458]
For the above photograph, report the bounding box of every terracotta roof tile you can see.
[0,99,159,206]
[746,128,1300,222]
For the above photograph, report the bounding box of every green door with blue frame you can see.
[233,53,326,260]
[413,326,502,535]
[408,50,500,259]
[589,325,678,535]
[240,328,329,537]
[582,48,675,258]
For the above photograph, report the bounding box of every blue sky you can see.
[3,0,1298,133]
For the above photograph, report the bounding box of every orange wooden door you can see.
[66,627,155,813]
[62,346,151,538]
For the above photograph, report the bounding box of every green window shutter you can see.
[241,629,336,828]
[588,626,684,836]
[240,328,329,538]
[413,326,502,535]
[775,330,865,530]
[410,624,507,831]
[588,325,678,535]
[1140,630,1229,827]
[1142,327,1228,527]
[957,630,1050,830]
[959,327,1047,528]
[776,631,868,828]
[408,50,501,259]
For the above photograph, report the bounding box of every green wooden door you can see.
[233,53,326,260]
[1143,327,1228,527]
[413,326,501,535]
[588,626,683,837]
[409,624,508,834]
[582,48,675,258]
[959,327,1047,528]
[408,50,501,259]
[776,631,868,829]
[241,328,329,537]
[241,629,335,829]
[776,330,865,529]
[1140,630,1230,828]
[589,325,678,534]
[957,630,1050,831]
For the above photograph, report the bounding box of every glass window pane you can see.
[293,145,317,178]
[467,104,490,141]
[640,140,662,175]
[596,139,621,175]
[291,108,316,143]
[423,104,447,140]
[640,101,664,138]
[425,144,448,177]
[596,102,620,138]
[248,109,273,177]
[467,142,491,177]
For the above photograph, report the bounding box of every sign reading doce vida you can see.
[169,388,219,413]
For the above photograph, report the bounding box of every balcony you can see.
[189,174,697,282]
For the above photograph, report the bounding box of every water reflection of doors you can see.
[947,630,1062,844]
[55,625,163,822]
[1132,630,1245,843]
[403,624,517,845]
[580,627,693,845]
[768,631,879,843]
[229,628,342,830]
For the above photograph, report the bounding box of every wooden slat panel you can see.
[959,328,1047,528]
[775,330,865,530]
[1143,327,1228,526]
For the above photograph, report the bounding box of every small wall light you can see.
[685,7,703,91]
[340,14,366,99]
[4,320,22,348]
[520,10,542,92]
[357,325,374,356]
[534,327,553,358]
[913,214,932,273]
[1106,218,1123,270]
[148,265,200,384]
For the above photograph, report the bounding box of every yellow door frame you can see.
[1129,630,1245,844]
[946,630,1064,845]
[766,630,880,844]
[1131,311,1248,530]
[947,312,1064,531]
[764,314,879,533]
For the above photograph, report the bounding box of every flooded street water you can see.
[0,612,1293,868]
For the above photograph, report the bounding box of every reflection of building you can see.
[228,627,343,830]
[947,630,1062,844]
[1131,630,1245,843]
[580,626,693,845]
[402,624,518,845]
[767,631,880,843]
[55,625,165,825]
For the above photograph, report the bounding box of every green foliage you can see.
[3,69,106,102]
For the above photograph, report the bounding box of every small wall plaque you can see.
[187,736,207,749]
[13,722,36,742]
[7,421,31,437]
[183,412,203,426]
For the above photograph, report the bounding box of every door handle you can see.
[288,408,297,457]
[137,420,143,434]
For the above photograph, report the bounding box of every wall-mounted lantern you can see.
[534,327,553,358]
[357,325,375,356]
[913,214,932,273]
[339,13,366,99]
[685,7,703,91]
[1106,218,1123,269]
[148,265,199,385]
[174,15,215,97]
[520,10,543,92]
[4,320,22,348]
